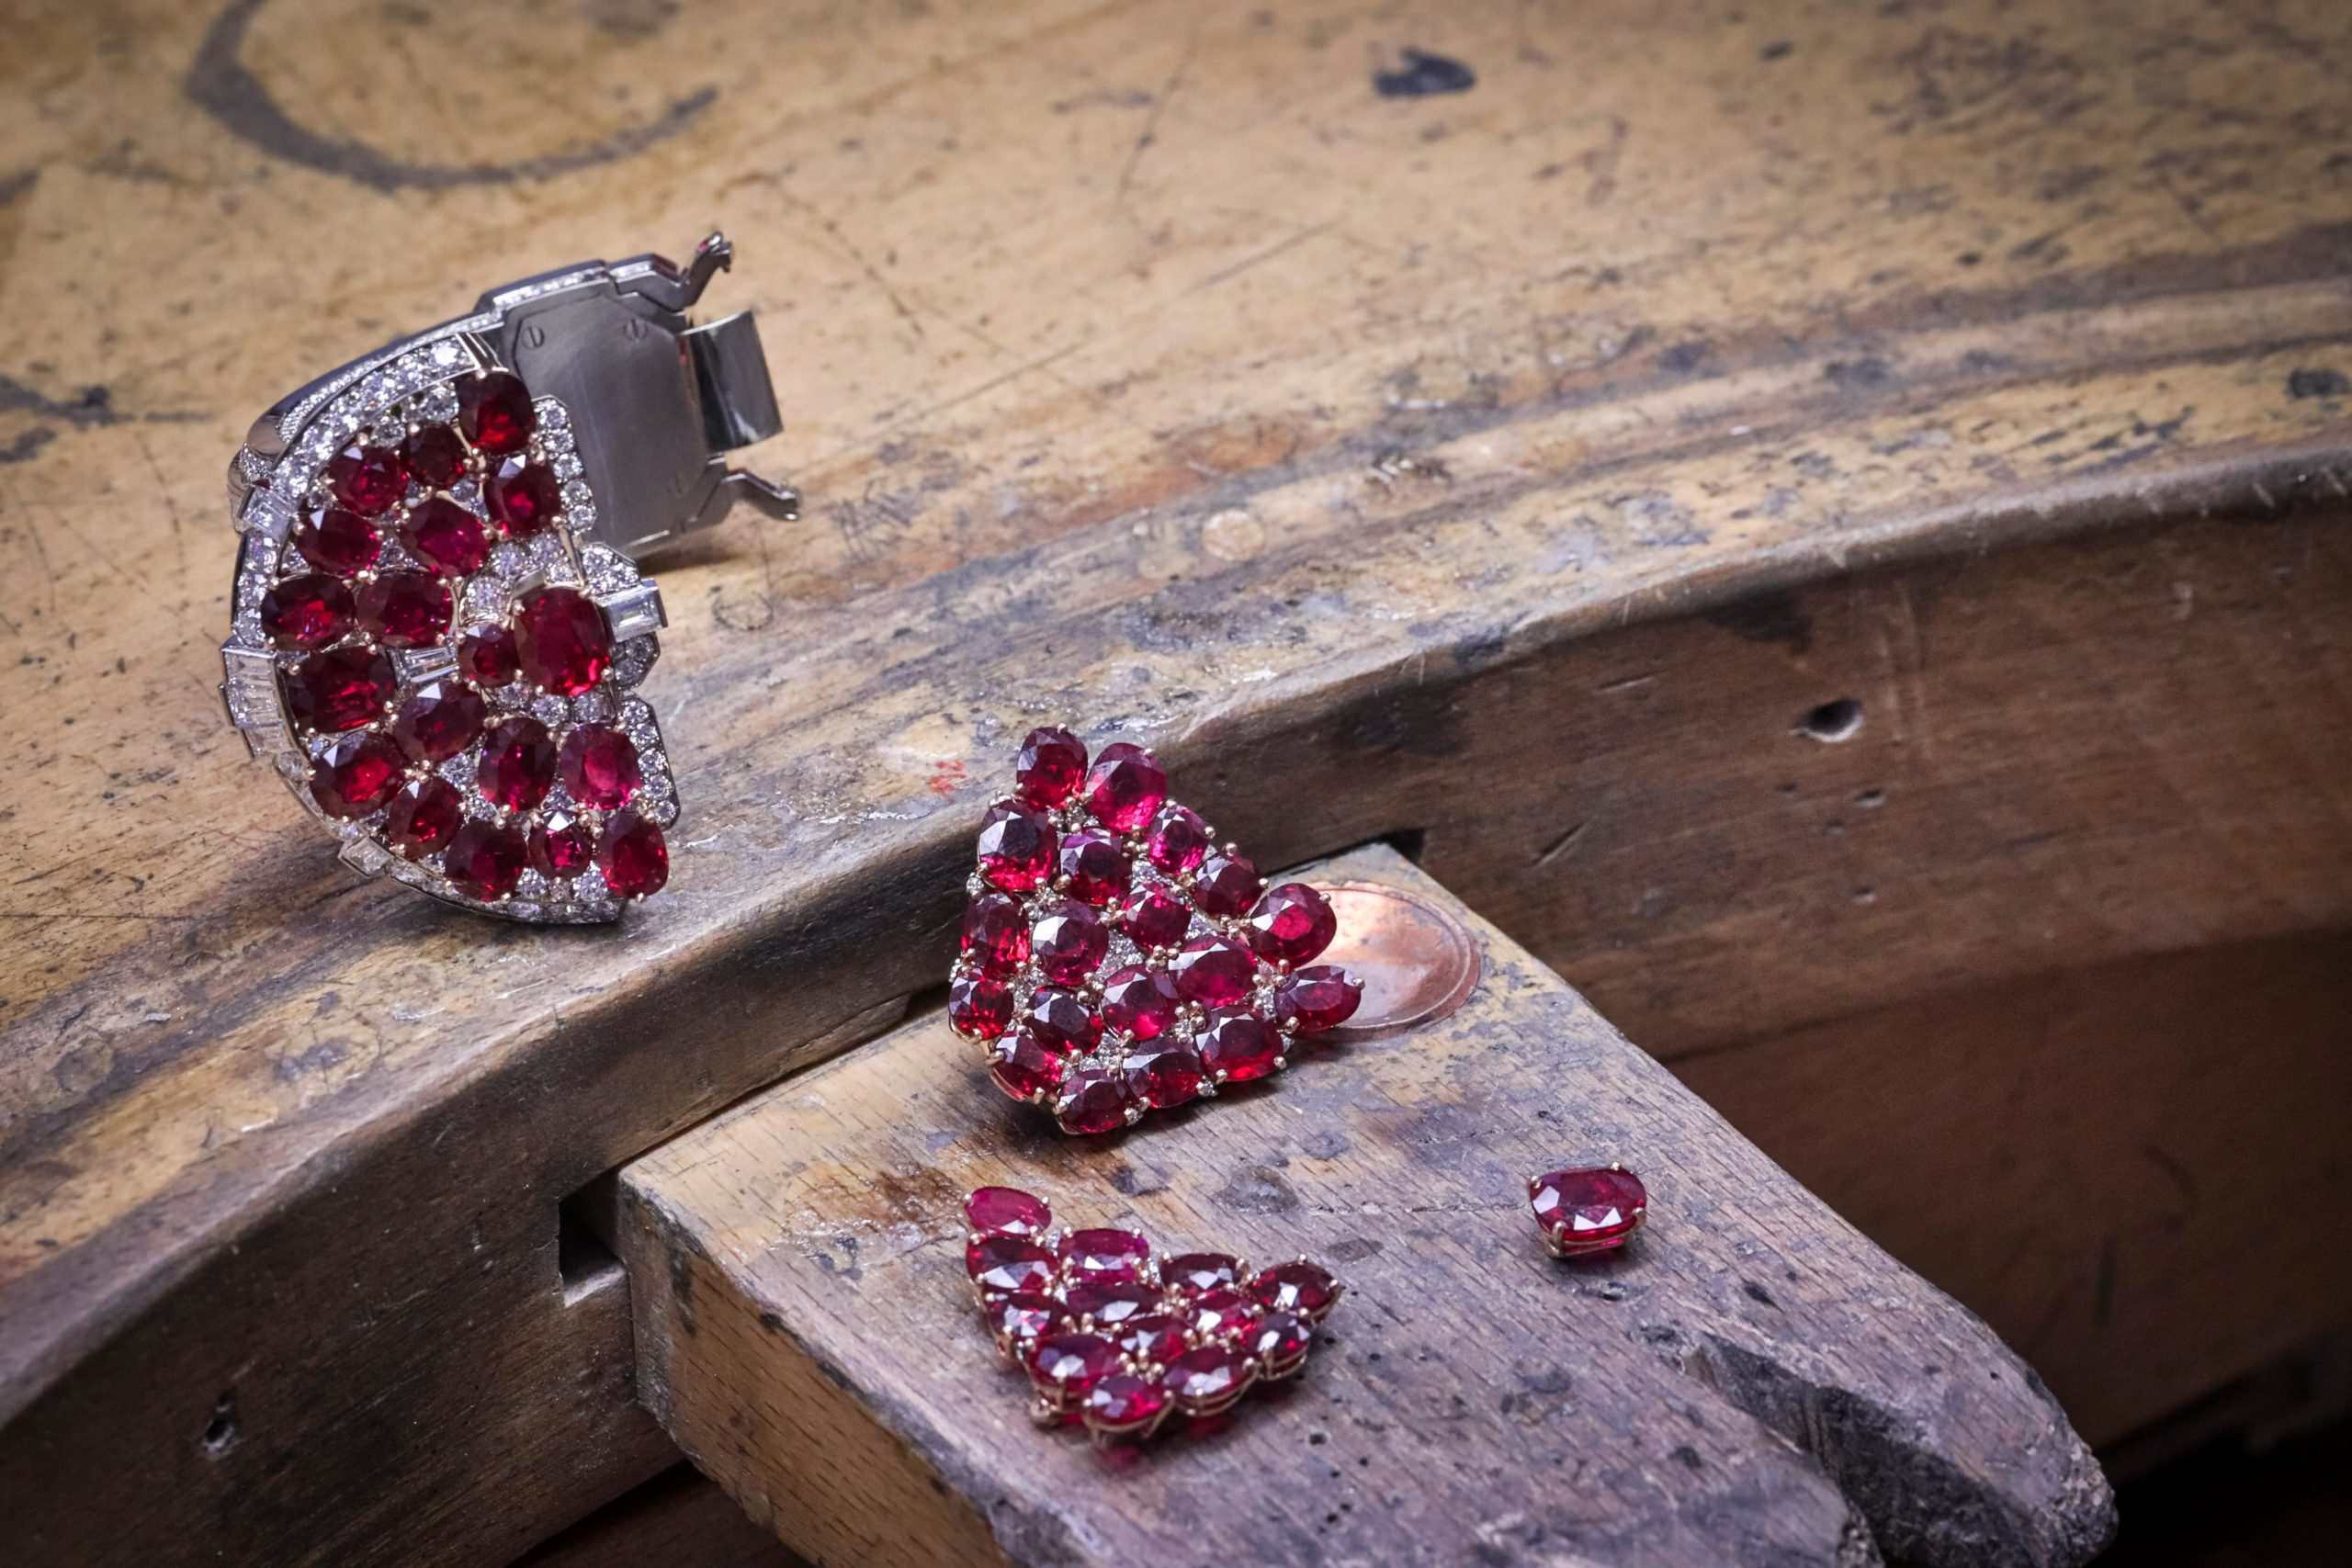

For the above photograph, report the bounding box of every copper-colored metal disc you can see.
[1313,881,1482,1038]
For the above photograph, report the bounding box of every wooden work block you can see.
[617,846,2112,1568]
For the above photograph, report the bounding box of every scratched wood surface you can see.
[3,1,2351,1564]
[620,846,2113,1568]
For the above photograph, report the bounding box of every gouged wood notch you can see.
[618,847,2112,1568]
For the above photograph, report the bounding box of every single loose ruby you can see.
[1250,1312,1313,1371]
[1274,965,1363,1032]
[1171,933,1257,1008]
[308,730,405,818]
[1013,726,1087,808]
[1054,1062,1134,1135]
[984,1292,1067,1351]
[1063,1280,1162,1325]
[443,818,526,901]
[401,423,469,490]
[1057,829,1131,906]
[1160,1254,1241,1296]
[560,724,640,809]
[976,799,1056,892]
[383,776,463,856]
[1023,987,1099,1052]
[1247,1260,1340,1320]
[400,495,490,577]
[1083,1372,1169,1434]
[596,810,669,898]
[1100,965,1181,1042]
[1060,1228,1150,1285]
[458,623,519,686]
[488,457,560,536]
[1145,804,1212,874]
[478,716,556,811]
[327,442,406,514]
[528,808,595,878]
[390,679,487,763]
[294,502,380,576]
[1183,1287,1262,1340]
[1246,882,1338,967]
[1124,1035,1204,1109]
[357,570,453,648]
[962,893,1030,974]
[989,1032,1065,1102]
[1031,898,1108,986]
[459,371,537,456]
[259,572,353,649]
[513,587,611,695]
[283,645,396,733]
[1081,741,1167,833]
[1114,1313,1191,1364]
[948,974,1015,1040]
[1120,886,1192,951]
[967,1234,1057,1297]
[1164,1344,1254,1414]
[965,1186,1053,1239]
[1025,1331,1119,1403]
[1528,1167,1648,1255]
[1191,850,1262,917]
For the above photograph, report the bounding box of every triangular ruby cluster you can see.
[948,729,1363,1135]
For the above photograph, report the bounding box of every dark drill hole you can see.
[201,1392,239,1459]
[1797,698,1864,742]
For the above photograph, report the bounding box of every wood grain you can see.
[514,1464,806,1568]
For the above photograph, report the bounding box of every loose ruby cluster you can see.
[262,369,667,906]
[949,728,1364,1135]
[963,1186,1340,1445]
[1527,1165,1649,1258]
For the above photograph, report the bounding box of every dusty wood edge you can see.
[4,434,2345,1427]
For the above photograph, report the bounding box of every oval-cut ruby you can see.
[1063,1280,1162,1325]
[528,808,595,878]
[1246,883,1337,967]
[488,457,560,536]
[989,1032,1065,1102]
[1144,804,1212,874]
[948,974,1014,1040]
[401,423,469,491]
[1057,829,1131,906]
[1082,1372,1169,1436]
[1013,726,1087,809]
[390,679,487,764]
[1124,1035,1204,1110]
[357,570,453,648]
[1163,1344,1255,1414]
[1159,1253,1242,1296]
[1171,934,1256,1008]
[984,1292,1067,1353]
[1191,850,1262,917]
[965,1186,1052,1239]
[961,893,1030,974]
[1183,1286,1262,1340]
[283,645,396,733]
[1054,1062,1134,1135]
[308,730,406,818]
[443,818,526,901]
[399,495,490,577]
[294,502,380,576]
[477,716,555,811]
[1528,1167,1648,1256]
[1120,886,1192,951]
[1031,898,1108,986]
[458,623,520,686]
[975,799,1056,892]
[383,775,464,856]
[1023,987,1099,1052]
[1250,1312,1313,1372]
[459,371,537,456]
[596,810,669,898]
[1274,965,1363,1032]
[327,442,405,515]
[1114,1312,1191,1365]
[1247,1259,1340,1320]
[1080,741,1167,833]
[1060,1227,1150,1284]
[513,587,610,694]
[1026,1331,1119,1403]
[559,724,640,809]
[967,1234,1056,1297]
[1099,965,1181,1042]
[259,572,353,650]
